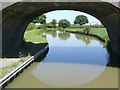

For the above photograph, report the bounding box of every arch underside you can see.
[1,2,120,66]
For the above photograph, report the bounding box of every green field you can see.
[24,29,47,43]
[89,28,109,40]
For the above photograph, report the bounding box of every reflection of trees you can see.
[85,37,91,46]
[45,31,57,38]
[74,33,105,46]
[39,30,57,38]
[58,32,70,40]
[75,33,91,46]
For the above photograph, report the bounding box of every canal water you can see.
[6,31,118,88]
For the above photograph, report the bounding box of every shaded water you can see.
[6,30,118,88]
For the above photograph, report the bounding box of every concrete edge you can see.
[0,44,49,90]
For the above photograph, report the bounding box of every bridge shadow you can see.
[4,41,48,58]
[106,42,120,68]
[107,50,120,68]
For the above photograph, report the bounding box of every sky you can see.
[44,10,101,24]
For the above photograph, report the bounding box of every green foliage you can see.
[83,26,91,34]
[74,15,89,25]
[58,27,65,31]
[37,25,43,29]
[58,19,70,28]
[20,57,26,62]
[70,25,104,28]
[38,22,56,29]
[46,22,54,28]
[33,15,47,24]
[37,24,46,30]
[52,19,57,28]
[26,23,36,31]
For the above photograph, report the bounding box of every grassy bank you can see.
[24,29,47,43]
[46,27,109,41]
[0,29,48,79]
[22,29,48,56]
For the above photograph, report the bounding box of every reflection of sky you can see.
[43,46,108,66]
[32,63,106,87]
[43,31,108,66]
[46,31,104,47]
[31,31,108,87]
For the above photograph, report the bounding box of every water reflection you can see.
[74,33,105,46]
[6,30,118,88]
[32,63,106,87]
[6,62,118,88]
[40,30,105,47]
[41,30,57,38]
[42,47,107,66]
[31,30,108,87]
[75,33,91,46]
[58,32,70,40]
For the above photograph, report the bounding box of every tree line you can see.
[31,14,89,29]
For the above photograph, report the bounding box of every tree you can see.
[74,15,89,25]
[46,22,54,28]
[58,19,70,28]
[52,19,57,28]
[33,15,47,24]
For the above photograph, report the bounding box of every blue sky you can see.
[44,10,101,24]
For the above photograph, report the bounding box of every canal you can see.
[6,31,118,88]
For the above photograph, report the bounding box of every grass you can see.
[89,28,109,40]
[65,28,83,32]
[0,58,26,79]
[24,29,47,43]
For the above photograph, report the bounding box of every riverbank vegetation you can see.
[31,14,109,42]
[27,14,110,54]
[44,26,109,41]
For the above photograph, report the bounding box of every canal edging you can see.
[65,31,106,42]
[0,44,49,90]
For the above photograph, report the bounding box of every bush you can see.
[46,22,54,28]
[52,19,57,28]
[88,25,104,28]
[37,25,43,29]
[83,27,91,34]
[58,19,70,28]
[58,27,65,31]
[37,24,46,30]
[26,23,36,31]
